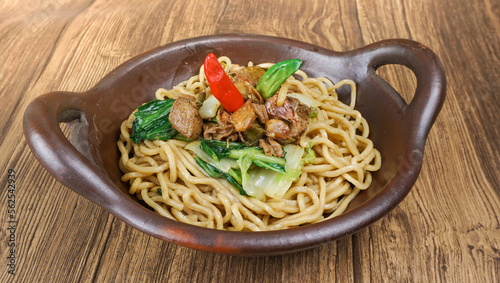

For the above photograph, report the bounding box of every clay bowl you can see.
[23,34,446,256]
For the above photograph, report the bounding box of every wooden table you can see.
[1,0,498,282]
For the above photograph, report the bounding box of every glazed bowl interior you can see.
[24,34,445,255]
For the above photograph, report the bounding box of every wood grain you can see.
[1,0,499,282]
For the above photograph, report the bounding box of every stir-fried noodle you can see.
[117,56,381,231]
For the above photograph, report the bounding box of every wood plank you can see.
[0,0,498,282]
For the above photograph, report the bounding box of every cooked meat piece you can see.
[265,95,311,121]
[265,119,291,140]
[251,103,268,124]
[265,118,308,144]
[286,97,311,120]
[203,123,238,141]
[259,137,284,157]
[268,137,284,157]
[287,119,308,142]
[260,138,273,156]
[230,100,256,132]
[203,109,238,141]
[229,65,265,103]
[264,95,312,144]
[229,64,265,85]
[169,95,202,140]
[232,78,260,102]
[246,66,266,84]
[260,139,273,156]
[265,95,296,120]
[264,94,310,144]
[218,108,232,124]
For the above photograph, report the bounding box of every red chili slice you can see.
[204,53,244,112]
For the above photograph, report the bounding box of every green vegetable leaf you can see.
[237,154,264,199]
[248,144,306,199]
[302,143,316,165]
[130,99,178,143]
[203,139,246,150]
[256,59,302,100]
[195,156,223,178]
[241,122,265,147]
[227,168,243,185]
[200,140,246,161]
[195,156,249,196]
[278,169,302,182]
[309,106,318,117]
[252,159,286,174]
[173,133,192,142]
[194,139,290,199]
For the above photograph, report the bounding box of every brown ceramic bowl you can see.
[23,34,446,256]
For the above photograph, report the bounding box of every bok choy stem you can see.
[195,157,249,196]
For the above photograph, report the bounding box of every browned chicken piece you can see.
[260,138,273,156]
[286,97,311,120]
[203,109,238,141]
[259,137,284,157]
[268,137,284,157]
[251,103,268,124]
[265,119,291,140]
[229,65,265,85]
[287,119,308,142]
[265,95,296,120]
[203,123,238,141]
[267,119,307,144]
[169,95,202,140]
[264,95,310,144]
[219,109,232,123]
[230,100,256,132]
[229,65,266,103]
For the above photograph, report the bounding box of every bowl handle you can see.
[23,91,117,208]
[363,39,447,142]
